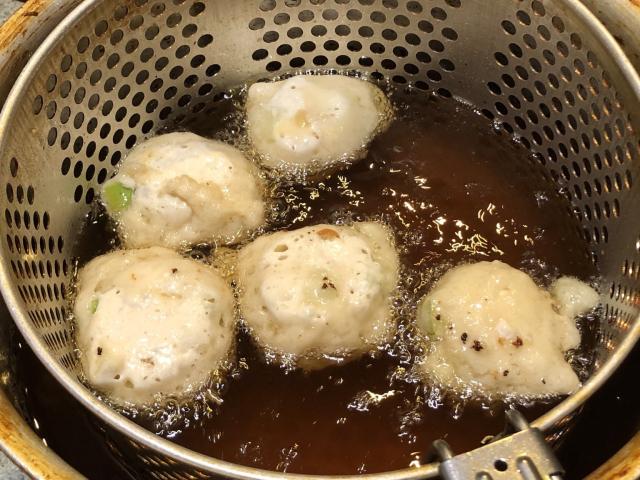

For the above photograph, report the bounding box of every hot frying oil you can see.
[15,90,598,476]
[134,92,596,474]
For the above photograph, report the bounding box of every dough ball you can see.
[417,260,586,398]
[74,247,235,406]
[236,222,399,368]
[102,132,265,249]
[246,75,392,175]
[550,276,599,319]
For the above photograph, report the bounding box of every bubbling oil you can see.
[70,85,599,475]
[105,89,597,475]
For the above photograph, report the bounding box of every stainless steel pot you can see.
[0,0,638,478]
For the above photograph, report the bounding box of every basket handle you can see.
[431,410,564,480]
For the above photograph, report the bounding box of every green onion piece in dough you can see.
[103,182,134,213]
[89,297,99,314]
[419,299,443,337]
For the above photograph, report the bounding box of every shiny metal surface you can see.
[0,1,85,478]
[580,0,640,72]
[586,430,640,480]
[0,11,27,479]
[0,0,638,478]
[434,411,564,480]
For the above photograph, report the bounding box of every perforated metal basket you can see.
[0,0,638,478]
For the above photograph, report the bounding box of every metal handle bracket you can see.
[432,410,564,480]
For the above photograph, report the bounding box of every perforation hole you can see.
[26,186,35,205]
[0,0,635,458]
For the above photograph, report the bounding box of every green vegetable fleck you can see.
[103,181,134,213]
[419,299,443,337]
[89,297,99,314]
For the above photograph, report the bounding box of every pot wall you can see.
[0,1,637,479]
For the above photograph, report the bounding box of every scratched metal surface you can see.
[0,2,26,478]
[0,0,21,24]
[0,0,640,480]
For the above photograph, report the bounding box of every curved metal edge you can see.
[0,1,434,476]
[0,392,83,480]
[0,0,82,108]
[0,0,636,479]
[530,0,640,433]
[0,2,85,480]
[586,431,640,480]
[580,0,640,73]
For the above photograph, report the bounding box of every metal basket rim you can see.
[0,0,638,478]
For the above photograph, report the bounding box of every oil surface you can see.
[10,91,598,477]
[132,92,596,475]
[9,325,636,480]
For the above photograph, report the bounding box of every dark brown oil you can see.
[9,322,638,480]
[8,328,132,480]
[10,92,598,477]
[139,93,596,475]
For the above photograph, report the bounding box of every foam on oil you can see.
[70,80,599,475]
